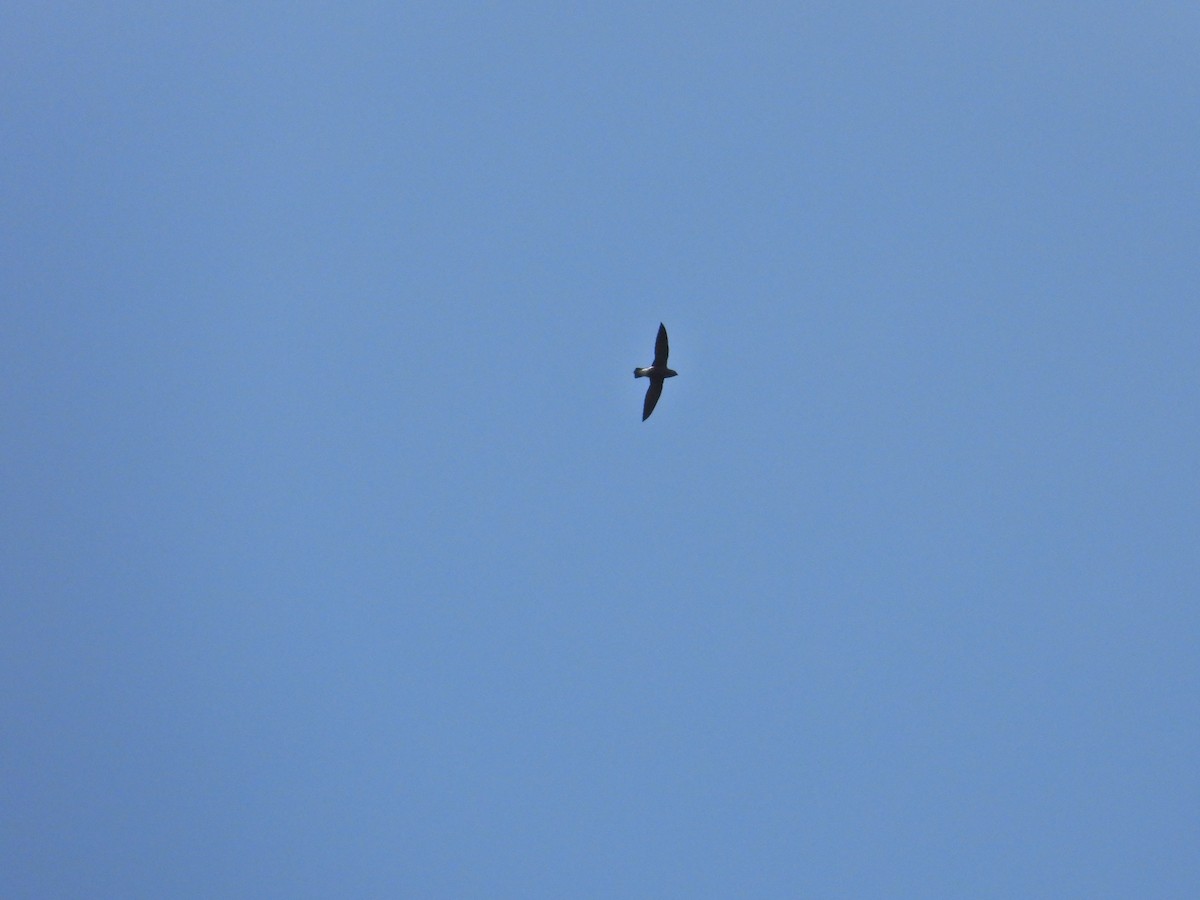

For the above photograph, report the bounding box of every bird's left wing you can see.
[652,323,670,367]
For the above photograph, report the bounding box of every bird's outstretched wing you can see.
[653,323,670,367]
[642,379,664,421]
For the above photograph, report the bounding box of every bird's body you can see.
[634,323,677,420]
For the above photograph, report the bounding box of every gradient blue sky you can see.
[4,3,1198,896]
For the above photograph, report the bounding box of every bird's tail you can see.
[633,368,643,378]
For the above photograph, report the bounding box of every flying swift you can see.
[634,322,677,421]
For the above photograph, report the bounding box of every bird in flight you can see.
[634,322,678,421]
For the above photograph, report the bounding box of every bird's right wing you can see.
[642,380,663,421]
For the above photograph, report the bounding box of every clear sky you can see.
[3,3,1197,897]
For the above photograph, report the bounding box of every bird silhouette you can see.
[633,323,678,420]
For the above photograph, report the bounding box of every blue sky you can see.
[3,3,1198,896]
